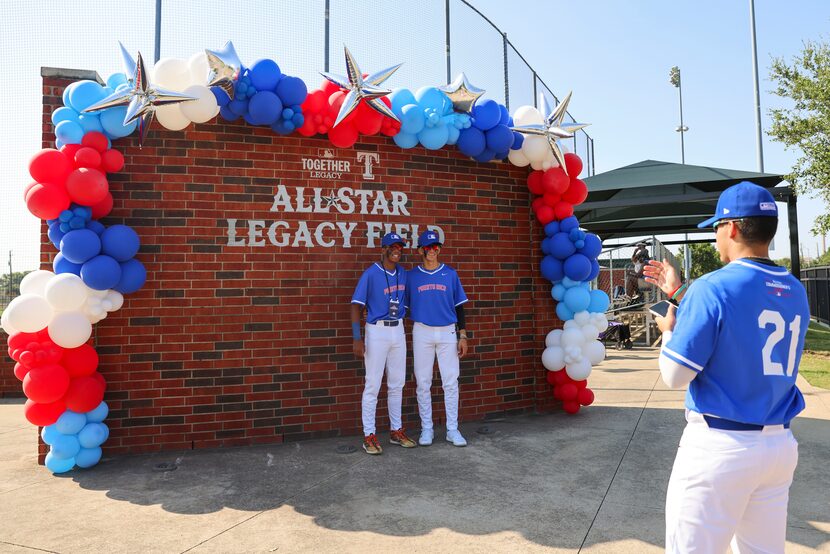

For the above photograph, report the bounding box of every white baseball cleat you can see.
[446,429,467,447]
[418,428,434,446]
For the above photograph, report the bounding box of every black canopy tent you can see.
[579,160,800,278]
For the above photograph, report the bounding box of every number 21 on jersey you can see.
[758,310,801,377]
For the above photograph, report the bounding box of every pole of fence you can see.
[532,72,537,108]
[7,251,12,299]
[154,0,161,63]
[502,33,509,110]
[324,0,330,72]
[445,0,451,83]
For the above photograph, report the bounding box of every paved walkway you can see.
[0,348,828,553]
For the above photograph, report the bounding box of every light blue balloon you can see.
[106,72,128,89]
[45,452,75,474]
[551,283,566,301]
[51,106,80,126]
[564,286,591,313]
[55,139,65,149]
[393,131,419,149]
[100,107,137,138]
[556,302,575,322]
[78,423,108,448]
[588,290,610,313]
[75,447,103,469]
[51,434,81,460]
[419,125,449,150]
[415,87,450,112]
[561,277,579,289]
[102,424,110,442]
[390,88,417,113]
[55,411,87,435]
[447,124,460,145]
[78,113,104,133]
[55,120,84,144]
[41,425,61,445]
[85,401,109,423]
[69,80,108,112]
[62,81,81,110]
[399,104,425,135]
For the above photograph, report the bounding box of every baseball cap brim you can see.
[697,215,720,229]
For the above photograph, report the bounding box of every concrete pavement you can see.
[0,348,828,553]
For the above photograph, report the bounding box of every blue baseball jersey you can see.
[351,263,407,323]
[664,259,808,425]
[405,264,468,326]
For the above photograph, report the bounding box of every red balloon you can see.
[380,119,401,137]
[542,167,569,195]
[578,388,595,406]
[545,370,557,386]
[14,362,29,381]
[60,144,83,164]
[328,122,359,148]
[24,398,66,427]
[304,89,327,113]
[553,201,574,220]
[100,149,125,173]
[563,179,588,205]
[64,375,106,413]
[531,197,545,213]
[66,168,109,206]
[320,80,342,96]
[552,369,569,385]
[574,379,588,390]
[90,193,114,219]
[22,364,70,404]
[74,147,102,169]
[25,182,71,220]
[355,102,384,135]
[542,192,561,207]
[552,386,564,400]
[91,371,106,390]
[62,344,99,378]
[81,131,109,153]
[559,383,578,401]
[536,205,556,225]
[527,170,545,195]
[563,400,581,414]
[29,149,72,185]
[564,153,583,177]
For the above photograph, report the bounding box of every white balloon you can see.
[507,148,530,167]
[512,105,544,126]
[45,273,88,312]
[4,294,53,333]
[584,340,606,365]
[542,346,565,371]
[106,291,124,312]
[541,160,552,170]
[1,308,19,335]
[152,57,190,90]
[563,319,579,330]
[566,357,592,381]
[545,329,563,347]
[89,289,108,298]
[564,346,582,365]
[156,104,191,130]
[581,323,600,342]
[561,328,585,348]
[187,51,210,86]
[591,313,609,333]
[523,136,549,162]
[19,270,55,296]
[180,85,218,124]
[530,159,544,171]
[48,312,92,348]
[574,311,591,326]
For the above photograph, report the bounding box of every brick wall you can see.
[26,73,561,456]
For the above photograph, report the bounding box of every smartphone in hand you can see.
[648,300,676,318]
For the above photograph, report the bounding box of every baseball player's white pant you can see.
[361,322,405,436]
[413,322,460,432]
[665,411,799,553]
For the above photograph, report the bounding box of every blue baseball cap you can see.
[381,232,405,247]
[418,230,442,248]
[697,181,778,229]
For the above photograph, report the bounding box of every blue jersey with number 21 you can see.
[663,259,808,425]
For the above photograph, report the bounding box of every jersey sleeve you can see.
[453,271,469,307]
[403,269,412,309]
[351,269,370,305]
[663,279,722,373]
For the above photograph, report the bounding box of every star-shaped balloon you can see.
[512,91,590,174]
[205,41,243,100]
[118,41,137,86]
[440,73,485,114]
[321,46,401,128]
[83,52,198,147]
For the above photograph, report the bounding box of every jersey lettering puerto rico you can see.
[663,259,808,425]
[405,264,468,326]
[351,263,406,323]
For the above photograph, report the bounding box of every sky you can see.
[1,0,829,272]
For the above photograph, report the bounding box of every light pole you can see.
[749,0,764,172]
[670,66,692,280]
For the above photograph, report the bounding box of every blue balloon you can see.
[81,255,122,290]
[219,106,240,121]
[472,99,501,131]
[393,131,419,149]
[86,401,109,423]
[541,237,551,255]
[561,277,580,288]
[574,240,585,249]
[511,131,524,150]
[588,290,610,313]
[55,411,87,435]
[419,125,449,150]
[498,103,510,126]
[587,258,601,281]
[556,302,575,322]
[48,222,66,249]
[87,220,106,235]
[78,113,104,134]
[100,224,140,262]
[276,76,307,107]
[115,258,146,294]
[62,81,80,110]
[544,221,560,236]
[457,127,486,157]
[78,423,108,448]
[564,253,592,281]
[564,286,591,313]
[51,106,80,126]
[271,119,294,135]
[45,452,75,473]
[55,120,84,144]
[291,112,304,127]
[560,216,579,232]
[68,80,107,111]
[473,148,495,162]
[228,98,249,116]
[60,229,102,264]
[51,434,81,460]
[212,86,231,107]
[248,91,283,125]
[400,104,425,135]
[415,87,450,112]
[53,252,82,276]
[580,233,602,258]
[390,88,417,113]
[249,59,282,91]
[550,232,576,260]
[75,447,102,469]
[41,425,61,446]
[551,283,567,301]
[485,124,514,153]
[100,107,137,138]
[540,255,564,283]
[447,125,460,145]
[106,72,128,89]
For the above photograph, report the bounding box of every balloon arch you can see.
[3,42,610,473]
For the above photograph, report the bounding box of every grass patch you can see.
[801,322,830,389]
[805,321,830,353]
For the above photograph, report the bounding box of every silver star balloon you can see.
[83,52,198,147]
[205,41,242,100]
[321,46,401,128]
[512,91,590,174]
[118,41,137,85]
[439,73,485,114]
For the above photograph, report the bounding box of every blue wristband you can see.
[352,322,362,340]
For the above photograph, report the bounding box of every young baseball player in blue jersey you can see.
[405,230,470,447]
[351,232,417,455]
[653,181,808,553]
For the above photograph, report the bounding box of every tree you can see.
[768,39,830,235]
[678,243,723,279]
[0,271,31,311]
